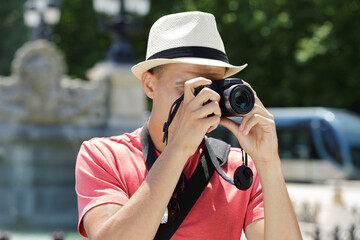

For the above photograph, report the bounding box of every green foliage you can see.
[149,0,360,113]
[53,0,111,79]
[0,0,359,112]
[0,0,28,76]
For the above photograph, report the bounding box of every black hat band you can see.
[147,46,229,63]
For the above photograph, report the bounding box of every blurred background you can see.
[0,0,359,239]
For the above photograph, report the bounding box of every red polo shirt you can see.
[75,127,264,239]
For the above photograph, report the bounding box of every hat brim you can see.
[131,57,247,80]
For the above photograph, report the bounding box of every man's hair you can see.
[148,65,167,79]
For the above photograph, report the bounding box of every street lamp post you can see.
[93,0,151,64]
[24,0,61,41]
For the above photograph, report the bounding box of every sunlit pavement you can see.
[1,232,85,240]
[287,181,360,239]
[4,181,360,240]
[287,180,360,207]
[241,181,360,240]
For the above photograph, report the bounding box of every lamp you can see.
[24,0,61,40]
[93,0,151,63]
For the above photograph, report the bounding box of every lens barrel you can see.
[223,84,255,116]
[193,78,255,117]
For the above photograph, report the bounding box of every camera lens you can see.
[223,84,255,116]
[234,91,248,110]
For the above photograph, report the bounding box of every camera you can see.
[194,78,255,117]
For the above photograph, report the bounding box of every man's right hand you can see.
[168,77,221,157]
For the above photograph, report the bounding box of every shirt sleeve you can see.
[243,163,264,229]
[75,140,129,238]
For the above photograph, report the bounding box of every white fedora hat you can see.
[131,11,247,80]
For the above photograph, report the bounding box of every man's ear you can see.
[141,71,156,99]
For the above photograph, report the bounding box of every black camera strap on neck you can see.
[161,92,253,191]
[140,122,230,240]
[161,91,216,145]
[162,95,184,145]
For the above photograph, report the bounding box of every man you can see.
[75,11,302,239]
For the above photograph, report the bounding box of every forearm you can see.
[255,156,302,240]
[93,142,190,240]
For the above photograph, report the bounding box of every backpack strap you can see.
[206,137,230,167]
[140,123,231,239]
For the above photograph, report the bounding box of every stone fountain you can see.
[0,40,146,230]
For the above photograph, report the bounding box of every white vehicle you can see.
[210,107,360,182]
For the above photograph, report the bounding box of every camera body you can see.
[194,78,255,117]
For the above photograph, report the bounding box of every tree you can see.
[0,0,28,76]
[53,1,111,79]
[132,0,360,113]
[1,0,359,113]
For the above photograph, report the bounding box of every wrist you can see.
[255,153,281,165]
[167,132,201,158]
[165,137,195,161]
[253,155,284,180]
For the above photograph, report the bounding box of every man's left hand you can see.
[219,81,278,164]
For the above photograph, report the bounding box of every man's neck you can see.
[147,116,167,153]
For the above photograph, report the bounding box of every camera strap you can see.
[162,95,184,145]
[140,122,230,239]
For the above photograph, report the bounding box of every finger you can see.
[199,114,221,133]
[219,118,249,146]
[182,87,221,115]
[242,81,267,110]
[192,87,221,107]
[240,104,273,131]
[206,124,217,133]
[251,95,273,121]
[254,95,266,110]
[242,81,257,97]
[242,113,273,136]
[183,78,212,104]
[193,100,221,119]
[219,117,240,136]
[242,114,260,136]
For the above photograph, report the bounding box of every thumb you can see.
[220,118,248,145]
[219,118,240,137]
